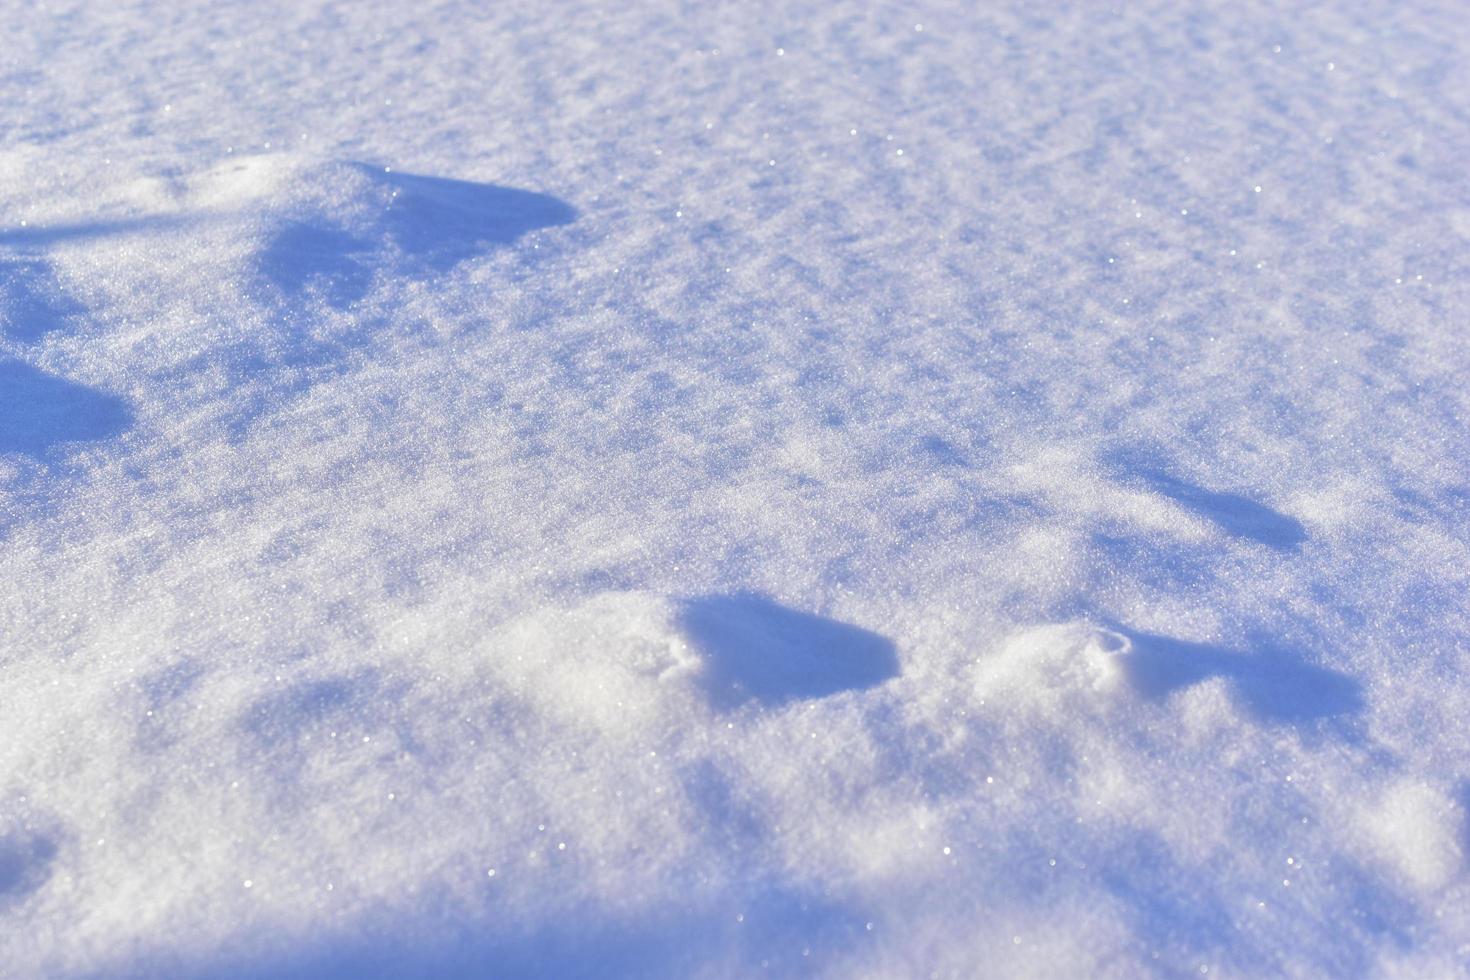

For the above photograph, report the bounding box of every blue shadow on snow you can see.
[376,167,577,269]
[258,166,576,307]
[1,260,85,343]
[0,831,57,907]
[1105,449,1307,551]
[136,885,871,980]
[0,359,132,459]
[0,217,172,249]
[258,223,377,308]
[678,594,899,710]
[1116,627,1363,728]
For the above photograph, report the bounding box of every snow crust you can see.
[2,0,1469,976]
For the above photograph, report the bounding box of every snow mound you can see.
[976,622,1133,708]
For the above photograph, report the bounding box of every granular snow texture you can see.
[2,1,1469,977]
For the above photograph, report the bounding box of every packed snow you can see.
[2,0,1469,976]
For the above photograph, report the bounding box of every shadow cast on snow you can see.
[0,256,132,462]
[1116,626,1363,728]
[1105,449,1307,552]
[0,358,132,459]
[131,887,867,980]
[1,259,85,343]
[0,217,172,249]
[258,165,577,307]
[0,831,57,907]
[1097,831,1416,978]
[258,223,376,308]
[678,594,899,710]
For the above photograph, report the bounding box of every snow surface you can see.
[3,0,1470,976]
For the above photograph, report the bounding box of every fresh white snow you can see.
[2,1,1469,976]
